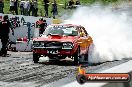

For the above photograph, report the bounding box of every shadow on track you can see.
[38,60,105,66]
[39,60,76,66]
[38,57,132,66]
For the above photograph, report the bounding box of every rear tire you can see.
[73,47,80,65]
[80,54,88,64]
[88,43,95,65]
[33,53,39,63]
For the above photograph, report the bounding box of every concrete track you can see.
[0,51,130,87]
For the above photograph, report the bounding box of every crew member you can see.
[43,19,47,31]
[38,18,47,35]
[0,15,14,57]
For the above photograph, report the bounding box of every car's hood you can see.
[33,35,79,42]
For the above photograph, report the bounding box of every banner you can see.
[76,65,130,84]
[0,13,52,43]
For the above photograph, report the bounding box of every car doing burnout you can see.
[32,24,93,65]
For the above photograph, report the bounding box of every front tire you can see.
[33,53,39,63]
[88,43,95,65]
[73,47,80,65]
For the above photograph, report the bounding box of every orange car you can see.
[32,24,93,65]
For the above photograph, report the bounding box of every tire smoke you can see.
[64,6,132,63]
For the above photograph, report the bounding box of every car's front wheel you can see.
[33,53,39,63]
[73,47,80,65]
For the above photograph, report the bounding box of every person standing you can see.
[10,0,15,14]
[0,15,14,57]
[0,0,4,13]
[33,0,38,17]
[43,0,49,17]
[0,18,2,39]
[14,0,18,15]
[43,19,47,31]
[24,0,30,16]
[38,18,47,35]
[68,0,74,9]
[29,0,34,16]
[51,0,58,19]
[20,0,24,15]
[75,0,80,5]
[27,0,31,16]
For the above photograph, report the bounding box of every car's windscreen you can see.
[43,25,78,36]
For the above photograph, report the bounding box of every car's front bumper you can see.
[33,47,76,56]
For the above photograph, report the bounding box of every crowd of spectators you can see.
[0,0,80,18]
[10,0,38,16]
[0,0,4,13]
[67,0,80,9]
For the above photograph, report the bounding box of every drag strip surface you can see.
[0,52,130,87]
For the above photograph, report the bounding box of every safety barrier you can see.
[0,13,63,51]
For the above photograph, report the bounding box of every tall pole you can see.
[27,22,31,42]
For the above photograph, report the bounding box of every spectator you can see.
[51,0,58,19]
[68,0,74,8]
[43,0,49,17]
[24,0,30,16]
[75,0,80,5]
[29,0,34,16]
[27,0,31,16]
[14,0,19,15]
[33,0,38,17]
[10,0,15,14]
[0,18,2,38]
[0,15,14,57]
[20,0,25,15]
[0,0,4,13]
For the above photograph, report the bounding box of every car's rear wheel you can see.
[79,53,88,64]
[73,47,80,65]
[88,43,95,65]
[84,53,88,61]
[33,53,39,63]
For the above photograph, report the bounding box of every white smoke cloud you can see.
[64,6,132,63]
